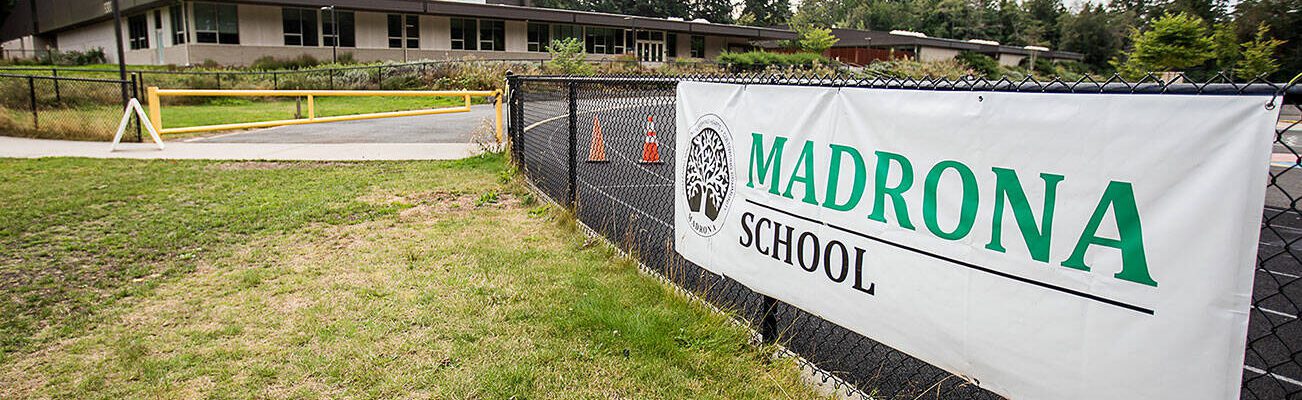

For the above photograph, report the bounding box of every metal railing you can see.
[0,73,139,141]
[505,72,1302,399]
[146,87,503,140]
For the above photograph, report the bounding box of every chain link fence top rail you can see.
[0,58,722,91]
[0,73,138,142]
[506,72,1302,400]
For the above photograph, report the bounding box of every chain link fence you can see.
[0,73,138,142]
[507,73,1302,399]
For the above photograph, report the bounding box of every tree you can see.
[1058,3,1126,71]
[1232,0,1301,80]
[691,0,736,24]
[789,24,839,53]
[1159,0,1228,24]
[581,0,689,18]
[1113,12,1214,77]
[1023,0,1065,45]
[1209,22,1240,72]
[739,0,791,26]
[544,38,594,75]
[1235,23,1285,79]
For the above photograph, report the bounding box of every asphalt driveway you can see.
[190,104,497,144]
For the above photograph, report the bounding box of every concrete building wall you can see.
[998,53,1025,67]
[56,20,116,60]
[917,46,960,62]
[504,20,527,53]
[704,36,724,59]
[238,4,282,47]
[179,44,549,65]
[46,3,763,65]
[423,16,450,50]
[354,11,388,49]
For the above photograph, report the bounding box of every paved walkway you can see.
[0,136,483,161]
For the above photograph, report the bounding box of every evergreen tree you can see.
[1232,0,1301,80]
[1113,12,1214,77]
[1235,23,1285,79]
[1209,22,1240,72]
[1058,3,1126,71]
[1023,0,1065,45]
[692,0,736,24]
[739,0,792,26]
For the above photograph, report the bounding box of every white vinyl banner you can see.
[674,82,1280,399]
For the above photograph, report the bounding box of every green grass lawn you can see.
[0,155,823,399]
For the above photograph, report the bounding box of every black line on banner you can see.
[743,199,1155,315]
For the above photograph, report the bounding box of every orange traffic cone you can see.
[586,115,609,163]
[639,115,663,164]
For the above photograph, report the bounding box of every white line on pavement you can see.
[1254,305,1299,319]
[1244,365,1302,387]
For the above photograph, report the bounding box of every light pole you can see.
[623,16,641,66]
[110,0,128,103]
[321,5,337,64]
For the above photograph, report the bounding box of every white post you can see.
[109,98,165,151]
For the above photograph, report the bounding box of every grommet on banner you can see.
[586,115,609,163]
[639,115,663,164]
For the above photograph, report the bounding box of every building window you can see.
[666,33,677,58]
[553,24,580,41]
[282,8,317,46]
[321,10,354,47]
[154,10,163,30]
[527,22,549,52]
[170,4,188,44]
[690,35,704,58]
[450,18,476,50]
[387,14,419,48]
[194,2,238,44]
[478,19,504,51]
[584,27,624,55]
[127,14,148,49]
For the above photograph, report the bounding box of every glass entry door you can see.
[636,41,664,62]
[635,30,666,62]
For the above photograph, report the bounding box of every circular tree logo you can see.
[684,114,735,237]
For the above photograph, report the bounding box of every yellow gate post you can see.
[146,86,161,131]
[494,91,503,143]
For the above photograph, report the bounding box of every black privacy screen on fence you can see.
[507,74,1302,399]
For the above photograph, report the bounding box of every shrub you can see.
[718,51,829,71]
[32,48,107,66]
[863,59,975,79]
[956,51,999,78]
[544,38,593,75]
[251,54,321,70]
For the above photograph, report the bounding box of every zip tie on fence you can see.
[1268,72,1302,111]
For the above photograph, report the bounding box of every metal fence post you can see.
[26,76,37,130]
[131,74,142,142]
[273,72,278,90]
[567,81,578,208]
[506,72,520,162]
[759,295,778,343]
[376,66,383,88]
[51,68,61,103]
[215,72,222,89]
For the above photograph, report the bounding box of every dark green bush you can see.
[956,51,999,78]
[717,51,828,71]
[32,48,107,66]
